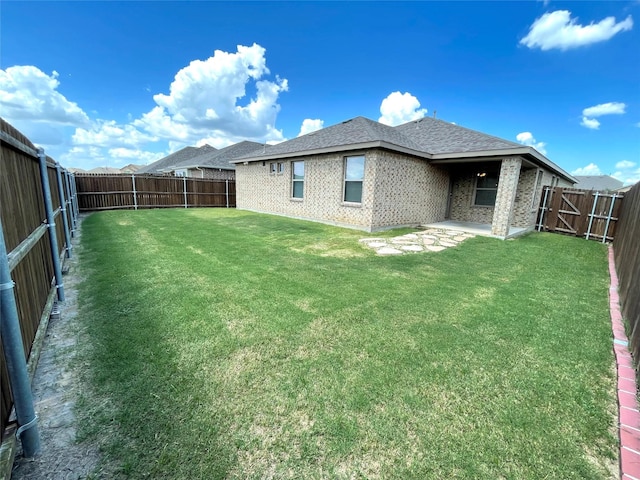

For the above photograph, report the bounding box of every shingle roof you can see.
[394,117,522,154]
[234,117,425,160]
[137,145,216,174]
[573,175,624,191]
[174,141,263,170]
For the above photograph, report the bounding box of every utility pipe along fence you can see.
[536,186,624,242]
[0,118,78,464]
[74,174,236,211]
[613,181,640,377]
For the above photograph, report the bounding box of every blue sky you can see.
[1,1,639,184]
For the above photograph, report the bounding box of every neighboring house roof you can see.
[573,175,624,191]
[170,141,264,171]
[120,163,143,173]
[232,115,575,183]
[88,167,122,174]
[137,145,216,174]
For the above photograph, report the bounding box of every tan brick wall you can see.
[186,168,235,180]
[370,150,449,229]
[237,149,449,231]
[449,164,500,224]
[491,157,522,236]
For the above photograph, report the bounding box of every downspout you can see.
[0,216,41,458]
[38,149,65,301]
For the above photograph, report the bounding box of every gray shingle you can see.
[394,117,522,154]
[137,145,216,174]
[573,175,623,191]
[175,141,264,170]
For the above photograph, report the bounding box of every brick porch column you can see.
[491,157,522,237]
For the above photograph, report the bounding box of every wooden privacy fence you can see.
[0,118,78,449]
[536,186,624,242]
[613,181,640,374]
[75,174,236,211]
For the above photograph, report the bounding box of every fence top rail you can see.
[0,130,39,158]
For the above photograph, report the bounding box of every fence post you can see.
[0,216,41,458]
[183,176,188,208]
[64,171,77,235]
[586,191,599,240]
[132,174,138,210]
[225,180,229,208]
[538,187,550,231]
[71,173,79,219]
[602,194,618,244]
[55,164,72,259]
[37,149,65,301]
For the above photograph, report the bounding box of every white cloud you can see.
[108,147,164,164]
[582,102,626,117]
[298,119,324,137]
[134,44,288,144]
[0,65,90,126]
[616,160,636,169]
[72,120,156,148]
[378,91,427,126]
[520,10,633,51]
[516,131,547,155]
[571,163,602,176]
[580,116,601,130]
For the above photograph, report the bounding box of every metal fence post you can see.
[225,179,229,208]
[586,191,599,240]
[538,186,550,232]
[37,149,65,301]
[0,216,41,457]
[132,174,138,210]
[55,164,72,258]
[71,173,79,219]
[602,194,618,244]
[183,176,188,208]
[64,171,77,235]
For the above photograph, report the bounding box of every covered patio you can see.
[422,220,530,240]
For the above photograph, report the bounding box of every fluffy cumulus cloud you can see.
[571,163,602,176]
[516,131,547,155]
[520,10,633,51]
[580,101,626,129]
[616,160,636,170]
[0,66,90,126]
[378,92,427,126]
[298,119,324,137]
[134,43,288,144]
[73,120,156,148]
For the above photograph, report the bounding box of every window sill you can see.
[342,201,362,208]
[471,204,495,208]
[290,197,303,202]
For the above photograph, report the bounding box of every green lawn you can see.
[77,209,617,479]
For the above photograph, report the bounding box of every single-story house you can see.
[137,144,217,175]
[573,175,624,192]
[166,141,264,180]
[232,116,576,238]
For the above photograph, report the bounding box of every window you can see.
[270,162,285,174]
[292,161,304,198]
[174,169,188,177]
[269,163,277,174]
[344,156,365,203]
[474,171,499,206]
[277,162,284,174]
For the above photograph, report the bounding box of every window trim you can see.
[343,155,365,204]
[291,161,304,199]
[473,170,499,207]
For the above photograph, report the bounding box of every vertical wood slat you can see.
[536,186,624,242]
[613,182,640,376]
[74,174,236,211]
[0,118,73,441]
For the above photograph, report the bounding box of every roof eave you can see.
[431,147,576,184]
[231,141,432,164]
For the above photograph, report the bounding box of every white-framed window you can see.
[344,155,365,203]
[277,162,284,174]
[270,162,285,174]
[292,161,304,198]
[474,171,499,206]
[269,163,277,174]
[174,169,188,177]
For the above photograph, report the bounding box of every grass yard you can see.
[77,209,617,479]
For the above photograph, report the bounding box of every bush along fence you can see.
[75,174,236,211]
[0,118,78,467]
[613,181,640,375]
[536,186,624,242]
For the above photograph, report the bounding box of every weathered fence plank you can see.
[75,174,236,211]
[537,186,624,242]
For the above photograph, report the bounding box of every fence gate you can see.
[537,187,624,242]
